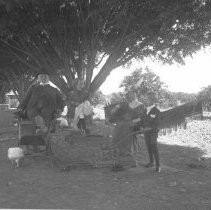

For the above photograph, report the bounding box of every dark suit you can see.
[142,106,161,169]
[18,84,64,127]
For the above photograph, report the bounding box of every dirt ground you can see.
[1,110,211,209]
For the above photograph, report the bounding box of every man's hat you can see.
[36,72,49,77]
[37,73,50,83]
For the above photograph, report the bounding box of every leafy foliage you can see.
[159,90,196,108]
[0,64,36,102]
[0,81,10,103]
[0,0,211,102]
[120,67,165,105]
[197,85,211,101]
[197,85,211,110]
[90,90,106,106]
[120,67,197,108]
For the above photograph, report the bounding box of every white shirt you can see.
[40,82,50,86]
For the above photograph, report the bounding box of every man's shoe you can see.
[156,166,161,173]
[144,162,154,168]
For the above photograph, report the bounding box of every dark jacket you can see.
[141,106,161,134]
[18,84,64,116]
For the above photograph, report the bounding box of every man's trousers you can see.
[144,132,160,167]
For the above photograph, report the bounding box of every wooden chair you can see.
[18,119,53,155]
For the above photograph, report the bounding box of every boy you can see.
[141,92,161,172]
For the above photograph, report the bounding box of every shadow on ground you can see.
[1,109,211,209]
[158,142,211,171]
[1,136,211,209]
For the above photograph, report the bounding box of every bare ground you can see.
[1,110,211,210]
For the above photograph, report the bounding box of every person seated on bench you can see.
[18,73,65,135]
[72,99,94,135]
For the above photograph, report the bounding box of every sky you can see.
[99,48,211,95]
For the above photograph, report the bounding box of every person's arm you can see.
[128,127,152,136]
[17,86,33,110]
[56,89,65,113]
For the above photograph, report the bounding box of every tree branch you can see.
[95,52,107,68]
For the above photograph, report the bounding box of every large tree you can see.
[0,44,36,101]
[0,0,211,104]
[158,90,196,108]
[0,68,35,102]
[120,67,166,105]
[120,67,197,107]
[0,80,10,103]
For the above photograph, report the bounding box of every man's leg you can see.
[151,133,161,172]
[77,118,82,129]
[81,118,90,134]
[26,110,45,152]
[39,108,55,133]
[26,109,47,132]
[80,118,86,130]
[144,134,154,167]
[34,115,48,133]
[77,118,86,134]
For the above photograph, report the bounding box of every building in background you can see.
[5,91,19,109]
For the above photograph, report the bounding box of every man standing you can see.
[18,73,65,134]
[142,91,161,173]
[111,92,146,171]
[72,99,93,135]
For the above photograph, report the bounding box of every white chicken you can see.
[8,147,24,168]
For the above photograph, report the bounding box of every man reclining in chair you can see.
[18,73,65,135]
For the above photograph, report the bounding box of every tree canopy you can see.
[197,85,211,110]
[0,68,35,101]
[197,85,211,101]
[120,67,197,107]
[0,43,36,101]
[120,67,165,104]
[0,0,211,102]
[90,90,106,106]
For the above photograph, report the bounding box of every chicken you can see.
[8,147,24,168]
